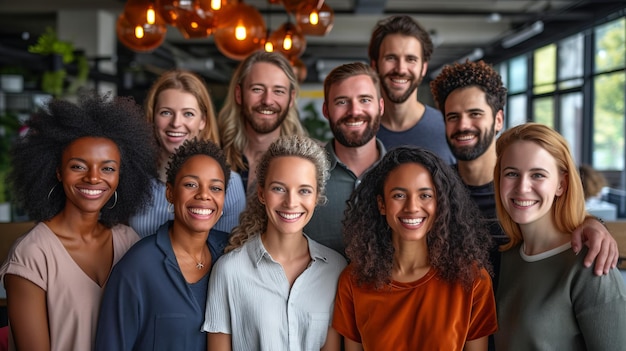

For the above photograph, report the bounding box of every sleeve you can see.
[1,230,48,291]
[94,262,142,351]
[202,258,233,334]
[467,268,498,340]
[331,266,362,343]
[573,267,626,349]
[213,171,246,233]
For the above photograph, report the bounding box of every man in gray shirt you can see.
[304,62,386,255]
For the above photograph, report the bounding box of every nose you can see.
[283,190,297,208]
[195,185,211,201]
[394,59,407,75]
[457,115,472,130]
[516,175,532,193]
[348,101,360,117]
[404,195,419,213]
[261,91,272,106]
[84,167,100,184]
[169,112,182,127]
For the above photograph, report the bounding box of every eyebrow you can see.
[503,166,550,173]
[69,158,119,165]
[269,181,314,188]
[389,186,433,192]
[333,94,374,102]
[180,174,225,184]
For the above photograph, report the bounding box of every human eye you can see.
[183,111,195,118]
[251,87,263,94]
[504,171,518,178]
[360,97,372,104]
[391,192,405,199]
[445,114,458,122]
[159,110,172,117]
[335,99,347,106]
[69,162,86,171]
[299,188,313,195]
[210,185,224,192]
[420,192,433,200]
[274,89,286,96]
[532,173,546,179]
[102,166,117,173]
[407,56,419,63]
[271,185,285,193]
[184,182,198,188]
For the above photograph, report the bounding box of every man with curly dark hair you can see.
[1,92,158,350]
[332,146,496,350]
[430,60,618,280]
[368,15,455,165]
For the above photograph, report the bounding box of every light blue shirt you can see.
[202,234,347,351]
[129,172,246,237]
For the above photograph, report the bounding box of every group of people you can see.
[0,13,624,351]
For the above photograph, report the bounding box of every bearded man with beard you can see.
[218,51,307,192]
[304,62,386,255]
[368,15,455,165]
[430,60,618,288]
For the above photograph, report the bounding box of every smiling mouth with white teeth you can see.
[166,131,186,137]
[278,212,303,220]
[189,208,214,216]
[256,109,277,115]
[79,189,105,196]
[400,217,424,225]
[512,200,538,207]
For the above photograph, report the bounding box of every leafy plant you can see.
[301,101,332,142]
[28,27,89,97]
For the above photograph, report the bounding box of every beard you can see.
[330,112,381,147]
[380,72,422,104]
[447,122,496,161]
[241,96,291,134]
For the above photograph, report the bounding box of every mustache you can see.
[336,115,371,125]
[385,72,414,80]
[253,104,279,113]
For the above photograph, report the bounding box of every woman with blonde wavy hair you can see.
[129,69,246,237]
[494,123,626,350]
[203,135,346,351]
[218,51,307,192]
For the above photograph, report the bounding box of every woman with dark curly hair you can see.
[0,92,158,351]
[96,138,230,351]
[332,146,496,351]
[203,135,347,351]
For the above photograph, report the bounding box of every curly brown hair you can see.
[430,60,507,117]
[343,146,493,290]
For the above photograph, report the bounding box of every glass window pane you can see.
[534,44,556,94]
[533,97,554,127]
[507,95,527,128]
[593,72,625,170]
[559,92,583,165]
[496,62,508,88]
[508,55,527,94]
[558,34,584,89]
[594,18,625,74]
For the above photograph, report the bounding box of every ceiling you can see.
[1,0,625,84]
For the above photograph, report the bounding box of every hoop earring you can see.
[167,202,174,213]
[106,191,118,210]
[47,183,59,201]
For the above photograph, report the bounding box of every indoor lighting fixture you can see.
[501,21,544,48]
[269,22,306,60]
[295,1,334,36]
[118,0,167,52]
[213,1,265,60]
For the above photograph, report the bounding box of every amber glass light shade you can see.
[283,0,320,14]
[291,57,307,83]
[213,2,266,60]
[124,0,163,26]
[155,0,181,25]
[295,2,334,36]
[269,22,306,60]
[175,7,216,38]
[117,13,167,52]
[199,0,236,28]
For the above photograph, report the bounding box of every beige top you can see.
[0,222,139,351]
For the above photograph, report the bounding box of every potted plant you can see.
[28,27,89,97]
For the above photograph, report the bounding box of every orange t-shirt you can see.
[332,265,497,350]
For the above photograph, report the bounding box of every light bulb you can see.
[135,25,145,38]
[146,7,156,24]
[283,34,292,50]
[211,0,221,10]
[265,41,273,52]
[235,24,247,40]
[309,10,319,25]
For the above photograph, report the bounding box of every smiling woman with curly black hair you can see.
[1,91,158,351]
